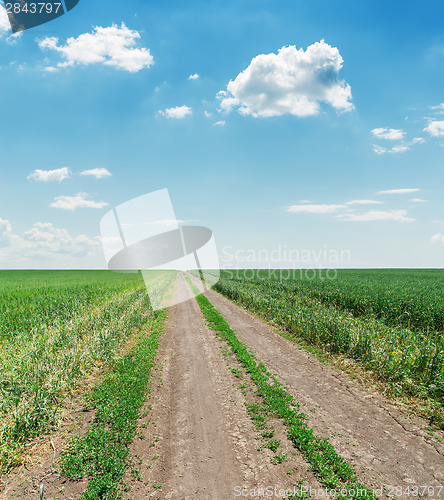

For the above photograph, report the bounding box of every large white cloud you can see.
[0,219,99,259]
[22,222,99,257]
[38,23,154,72]
[158,105,192,119]
[50,193,108,211]
[27,167,70,182]
[423,120,444,137]
[217,40,354,118]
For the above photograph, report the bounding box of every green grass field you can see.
[0,270,156,475]
[2,268,444,485]
[215,269,444,425]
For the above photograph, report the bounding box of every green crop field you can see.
[0,270,158,475]
[215,269,444,425]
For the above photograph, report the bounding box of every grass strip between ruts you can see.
[187,279,376,499]
[59,309,167,499]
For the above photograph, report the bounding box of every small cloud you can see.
[336,209,414,223]
[158,105,192,119]
[50,193,108,211]
[430,103,444,114]
[424,120,444,137]
[390,144,410,153]
[377,188,420,195]
[372,130,425,154]
[371,128,405,141]
[37,23,153,73]
[204,111,213,118]
[431,232,444,244]
[287,204,346,214]
[345,200,383,206]
[410,198,428,203]
[373,143,412,155]
[213,120,226,127]
[80,168,112,179]
[27,167,70,182]
[188,73,199,80]
[373,145,387,155]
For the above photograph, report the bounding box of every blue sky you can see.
[0,0,443,269]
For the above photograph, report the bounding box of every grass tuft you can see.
[60,310,166,499]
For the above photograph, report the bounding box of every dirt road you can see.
[204,287,444,496]
[124,274,323,498]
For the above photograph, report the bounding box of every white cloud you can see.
[0,218,13,247]
[377,188,420,195]
[218,40,354,118]
[410,198,428,203]
[390,144,410,153]
[158,105,192,119]
[336,209,414,223]
[345,199,383,205]
[204,111,213,118]
[0,5,10,38]
[423,120,444,137]
[431,232,444,244]
[80,168,112,179]
[0,219,99,260]
[21,222,99,257]
[286,204,346,214]
[373,145,387,155]
[373,142,417,155]
[38,23,153,72]
[27,167,70,182]
[213,120,226,127]
[0,7,21,44]
[430,103,444,114]
[50,193,108,211]
[371,128,405,141]
[372,131,424,154]
[188,73,199,80]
